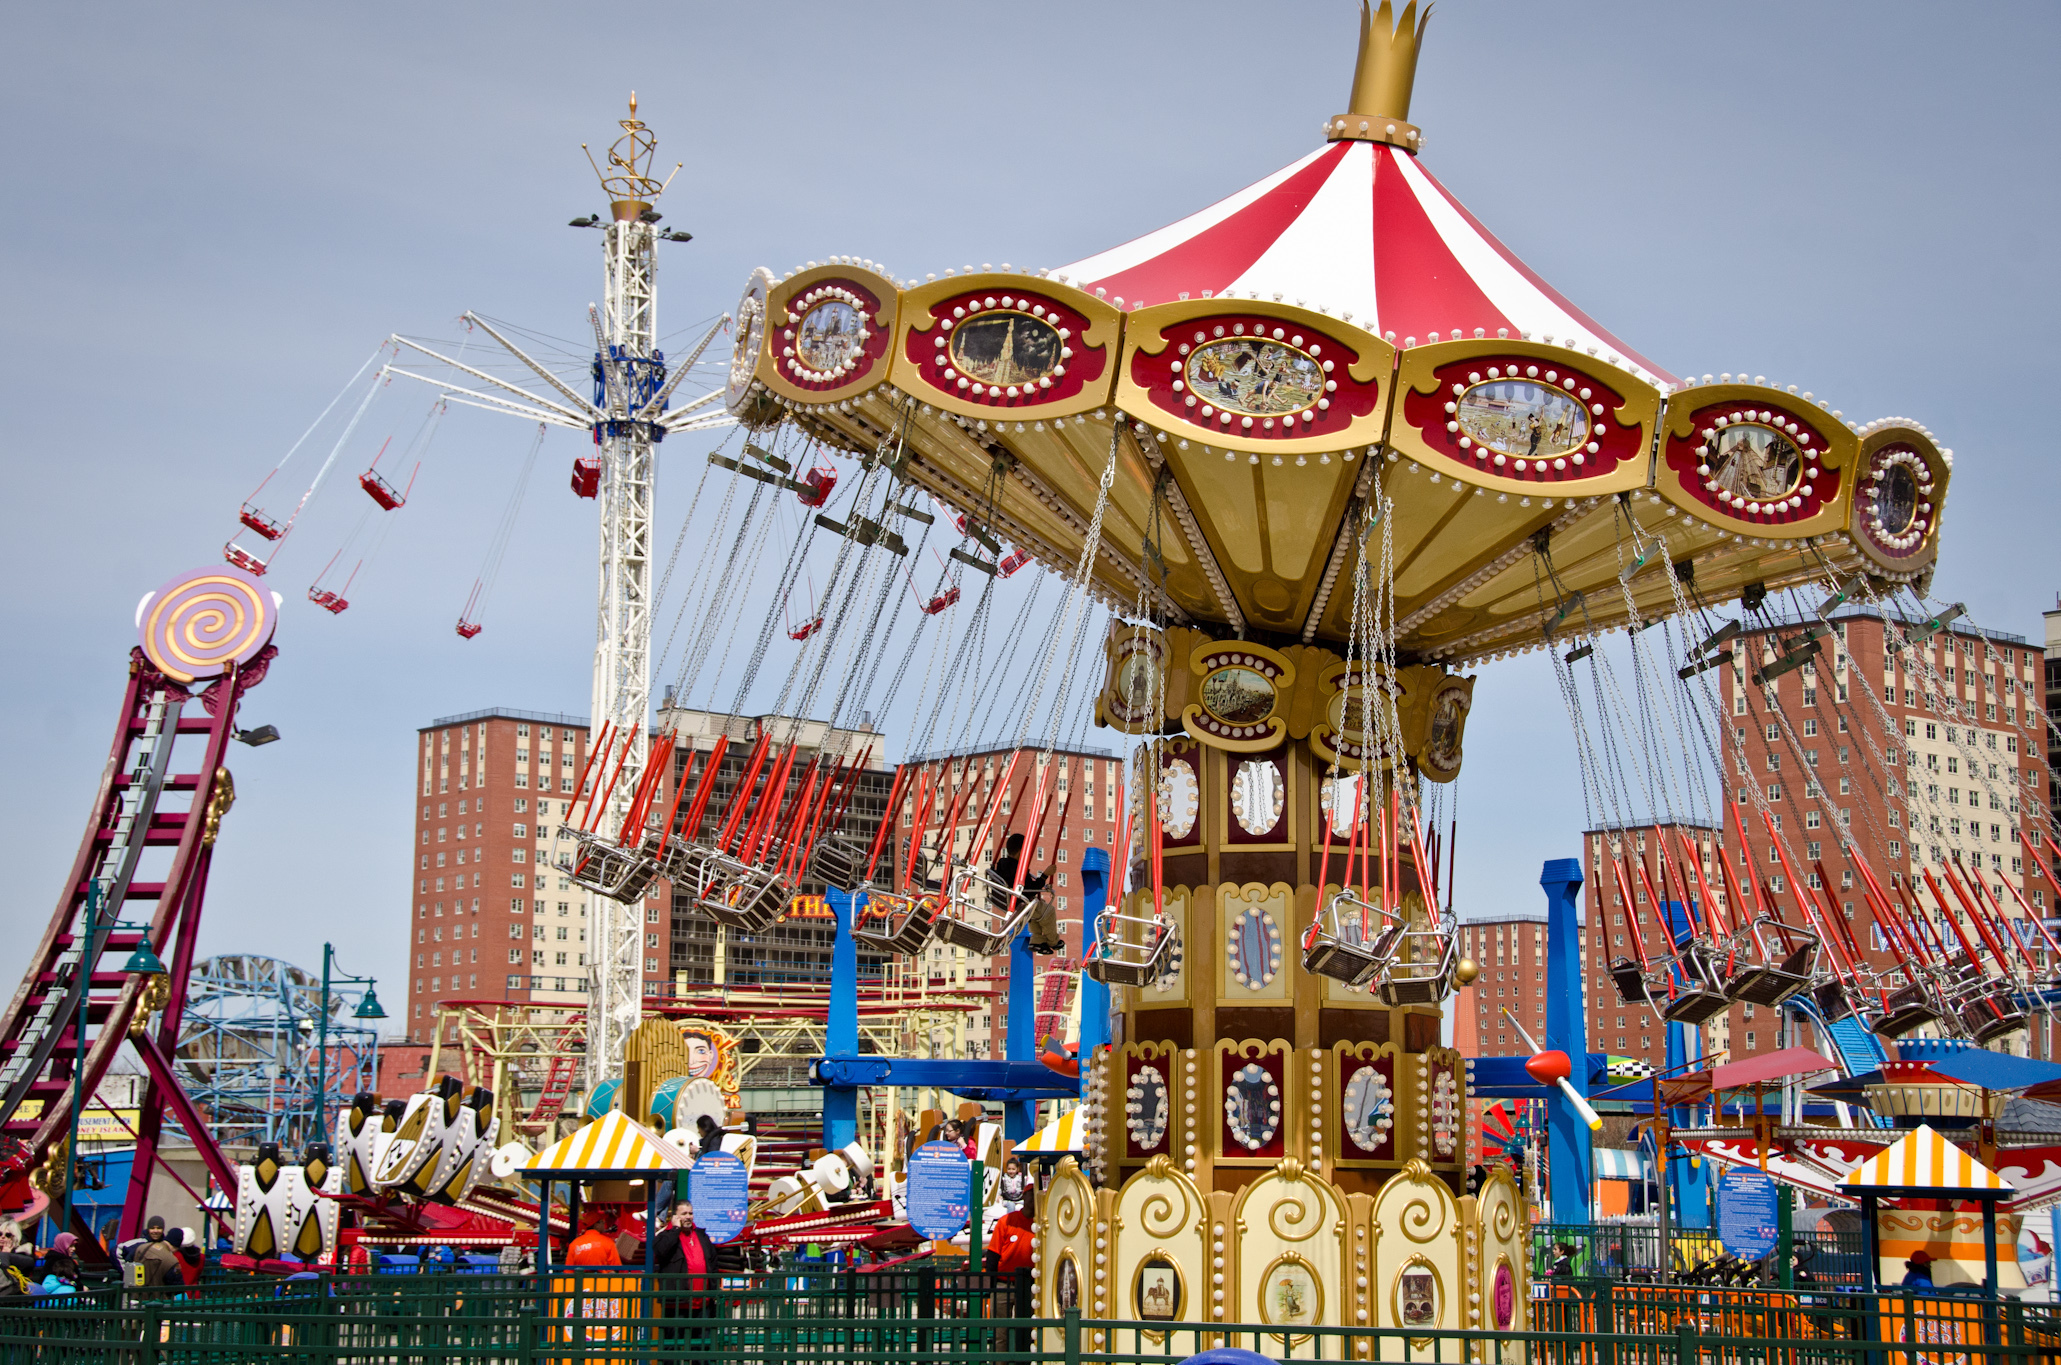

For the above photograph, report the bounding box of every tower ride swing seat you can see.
[690,849,792,934]
[933,865,1038,956]
[1376,925,1460,1007]
[1656,941,1733,1026]
[1871,978,1942,1038]
[1301,892,1403,988]
[1719,920,1823,1008]
[358,468,407,511]
[1950,977,2026,1046]
[556,827,661,904]
[807,833,867,890]
[851,890,938,956]
[1084,906,1177,987]
[1607,956,1650,1004]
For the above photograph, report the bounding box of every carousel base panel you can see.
[1034,1155,1529,1354]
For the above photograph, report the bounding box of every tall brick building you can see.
[407,709,667,1031]
[1708,604,2050,1054]
[1459,913,1561,1057]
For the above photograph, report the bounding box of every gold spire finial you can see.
[582,93,682,222]
[1326,0,1432,151]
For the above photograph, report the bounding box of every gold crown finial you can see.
[1327,0,1431,150]
[583,93,682,221]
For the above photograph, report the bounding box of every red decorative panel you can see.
[1661,398,1844,528]
[1220,1047,1286,1160]
[772,275,894,395]
[1130,313,1382,442]
[900,286,1108,410]
[1400,354,1644,484]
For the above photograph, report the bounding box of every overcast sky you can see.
[2,2,2054,1032]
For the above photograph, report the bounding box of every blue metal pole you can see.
[1077,849,1112,1058]
[1003,925,1036,1140]
[821,885,862,1151]
[1539,857,1592,1223]
[1665,1018,1712,1229]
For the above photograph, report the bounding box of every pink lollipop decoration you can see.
[138,566,277,683]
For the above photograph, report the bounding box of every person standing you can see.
[138,1216,183,1289]
[652,1200,720,1346]
[0,1221,38,1299]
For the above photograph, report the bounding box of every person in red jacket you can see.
[651,1200,722,1346]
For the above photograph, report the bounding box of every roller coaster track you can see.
[0,651,257,1241]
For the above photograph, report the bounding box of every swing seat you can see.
[851,890,937,956]
[1377,926,1459,1006]
[1722,926,1822,1008]
[1871,980,1939,1038]
[557,828,661,903]
[933,865,1037,955]
[1953,983,2025,1046]
[808,834,866,890]
[695,857,793,933]
[1657,941,1730,1025]
[1083,907,1176,987]
[1301,892,1400,988]
[1810,977,1854,1022]
[1607,957,1650,1005]
[655,836,714,886]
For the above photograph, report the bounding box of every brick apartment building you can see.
[406,709,631,1033]
[1701,604,2049,1056]
[1459,914,1562,1058]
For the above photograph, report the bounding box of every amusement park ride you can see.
[6,0,2061,1321]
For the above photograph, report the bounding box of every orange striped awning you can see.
[522,1111,695,1175]
[1838,1123,2012,1196]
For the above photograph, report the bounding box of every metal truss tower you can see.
[386,95,730,1089]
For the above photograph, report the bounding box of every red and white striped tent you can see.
[1054,138,1673,387]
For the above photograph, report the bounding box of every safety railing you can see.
[4,1274,2057,1364]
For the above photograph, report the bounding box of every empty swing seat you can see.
[932,866,1037,955]
[1811,977,1854,1022]
[1658,942,1731,1026]
[1870,981,1940,1038]
[557,828,660,903]
[1607,957,1651,1005]
[1301,892,1400,988]
[1723,925,1822,1008]
[1954,982,2026,1046]
[1084,906,1176,987]
[1378,926,1459,1007]
[359,469,406,510]
[694,854,792,933]
[852,891,937,956]
[808,834,866,890]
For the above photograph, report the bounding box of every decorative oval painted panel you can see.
[1230,759,1284,836]
[1225,905,1283,989]
[1224,1061,1281,1151]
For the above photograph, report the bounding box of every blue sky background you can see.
[2,2,2054,1030]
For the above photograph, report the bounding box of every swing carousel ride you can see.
[14,0,2061,1325]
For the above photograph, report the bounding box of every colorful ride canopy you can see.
[721,4,1950,665]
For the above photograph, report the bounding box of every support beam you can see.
[1540,857,1593,1223]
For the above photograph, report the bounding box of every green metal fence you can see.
[4,1272,2058,1365]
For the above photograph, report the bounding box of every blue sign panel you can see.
[688,1149,750,1244]
[1716,1168,1781,1261]
[907,1140,971,1241]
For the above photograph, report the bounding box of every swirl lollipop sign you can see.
[138,566,278,683]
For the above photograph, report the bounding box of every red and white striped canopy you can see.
[1055,139,1673,385]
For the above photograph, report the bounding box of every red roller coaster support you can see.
[0,650,256,1247]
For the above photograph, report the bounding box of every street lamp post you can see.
[309,943,384,1147]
